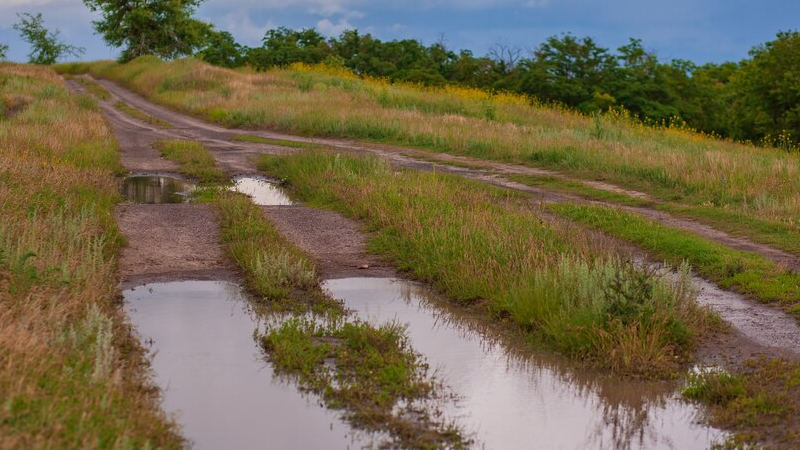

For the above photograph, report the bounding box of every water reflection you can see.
[124,280,379,450]
[323,277,727,450]
[230,176,293,206]
[120,175,195,204]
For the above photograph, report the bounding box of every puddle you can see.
[120,175,195,204]
[323,278,728,450]
[124,281,378,449]
[230,176,293,206]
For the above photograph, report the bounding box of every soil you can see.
[115,203,230,288]
[262,205,396,279]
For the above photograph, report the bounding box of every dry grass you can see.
[0,63,181,448]
[55,58,800,238]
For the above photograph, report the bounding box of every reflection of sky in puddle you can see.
[230,176,293,206]
[323,277,728,450]
[124,281,378,450]
[120,175,195,204]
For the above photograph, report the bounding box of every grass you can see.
[155,139,227,184]
[0,63,181,448]
[232,134,323,149]
[113,100,173,128]
[258,151,717,377]
[159,137,465,447]
[683,359,800,447]
[73,76,110,100]
[54,57,800,252]
[509,173,800,257]
[549,203,800,319]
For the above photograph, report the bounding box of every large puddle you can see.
[323,277,728,450]
[230,176,293,206]
[120,175,195,204]
[123,281,376,449]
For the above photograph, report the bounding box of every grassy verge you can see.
[233,134,323,149]
[74,76,110,100]
[0,64,181,447]
[155,139,227,184]
[509,173,800,257]
[549,203,800,319]
[113,100,173,128]
[160,137,465,447]
[54,58,800,244]
[683,359,800,447]
[258,151,717,377]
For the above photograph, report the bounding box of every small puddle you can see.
[230,176,293,206]
[124,281,378,449]
[323,277,728,450]
[120,175,195,204]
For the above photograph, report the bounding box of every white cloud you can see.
[213,13,275,45]
[316,18,353,36]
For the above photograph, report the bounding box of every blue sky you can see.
[0,0,797,65]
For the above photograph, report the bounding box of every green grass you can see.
[683,359,800,447]
[155,139,227,184]
[257,151,716,377]
[232,134,323,149]
[113,100,173,128]
[263,318,465,448]
[75,76,110,100]
[508,174,654,207]
[0,63,180,448]
[548,203,800,318]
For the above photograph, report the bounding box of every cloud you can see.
[213,13,275,45]
[316,18,354,36]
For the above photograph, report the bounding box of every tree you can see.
[13,13,84,64]
[0,43,7,60]
[82,0,210,62]
[196,29,244,68]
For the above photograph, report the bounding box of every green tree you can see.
[729,31,800,147]
[13,13,84,64]
[249,27,331,69]
[196,29,244,68]
[82,0,210,62]
[0,43,8,60]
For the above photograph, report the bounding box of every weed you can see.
[155,139,226,184]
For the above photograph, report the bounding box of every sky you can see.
[0,0,798,65]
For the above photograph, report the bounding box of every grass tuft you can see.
[155,139,226,184]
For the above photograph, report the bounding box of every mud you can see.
[120,174,195,204]
[324,277,728,449]
[115,203,228,287]
[124,281,379,449]
[261,205,395,279]
[230,176,293,206]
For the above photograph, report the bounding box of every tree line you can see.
[2,0,798,149]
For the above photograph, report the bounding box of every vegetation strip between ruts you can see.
[257,151,717,377]
[158,139,466,448]
[0,64,181,448]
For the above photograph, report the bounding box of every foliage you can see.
[13,13,84,64]
[0,43,8,60]
[82,0,210,62]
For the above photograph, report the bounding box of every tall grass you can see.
[0,63,181,447]
[55,58,800,240]
[258,152,715,376]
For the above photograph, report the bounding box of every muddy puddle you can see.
[123,280,378,449]
[323,277,728,450]
[120,175,195,204]
[230,176,293,206]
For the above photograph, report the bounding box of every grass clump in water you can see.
[683,359,800,447]
[258,152,716,377]
[263,317,466,448]
[156,139,227,185]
